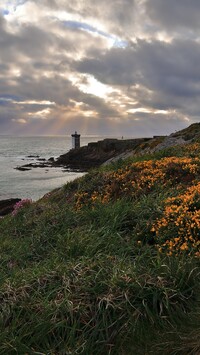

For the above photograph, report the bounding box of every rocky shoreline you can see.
[15,137,152,172]
[13,134,190,173]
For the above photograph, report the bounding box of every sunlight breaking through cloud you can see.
[0,0,199,136]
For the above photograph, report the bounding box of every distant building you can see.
[71,131,80,149]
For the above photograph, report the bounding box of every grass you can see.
[1,142,200,354]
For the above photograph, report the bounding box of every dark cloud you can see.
[17,25,54,58]
[136,39,200,95]
[75,38,200,118]
[76,39,200,90]
[74,47,138,86]
[0,13,6,28]
[145,0,200,33]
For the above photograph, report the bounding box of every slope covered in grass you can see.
[1,143,200,354]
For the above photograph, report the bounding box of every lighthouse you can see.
[71,131,80,149]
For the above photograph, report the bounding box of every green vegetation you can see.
[1,143,200,354]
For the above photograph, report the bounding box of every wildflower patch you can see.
[151,183,200,256]
[75,156,200,210]
[12,199,32,216]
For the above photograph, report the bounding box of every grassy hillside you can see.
[1,142,200,354]
[171,122,200,141]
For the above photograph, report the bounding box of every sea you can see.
[0,135,107,201]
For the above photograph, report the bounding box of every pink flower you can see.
[12,199,32,216]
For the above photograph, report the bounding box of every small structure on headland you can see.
[71,131,80,149]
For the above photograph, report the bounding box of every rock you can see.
[27,155,40,158]
[15,161,52,170]
[152,137,188,152]
[0,198,21,216]
[15,166,32,171]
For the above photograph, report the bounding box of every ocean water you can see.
[0,135,105,201]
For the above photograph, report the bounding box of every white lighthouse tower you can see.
[71,131,81,149]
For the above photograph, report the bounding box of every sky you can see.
[0,0,200,137]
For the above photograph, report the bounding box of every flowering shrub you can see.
[12,199,32,216]
[183,142,200,156]
[151,183,200,256]
[75,156,200,210]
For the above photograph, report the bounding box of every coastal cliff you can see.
[15,123,200,172]
[54,123,200,170]
[54,137,151,170]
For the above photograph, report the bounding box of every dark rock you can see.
[48,157,54,162]
[27,155,40,158]
[0,198,21,216]
[15,166,32,171]
[15,162,51,170]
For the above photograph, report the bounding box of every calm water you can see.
[0,135,105,201]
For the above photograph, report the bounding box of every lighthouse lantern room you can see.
[71,131,81,149]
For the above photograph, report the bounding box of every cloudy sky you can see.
[0,0,200,136]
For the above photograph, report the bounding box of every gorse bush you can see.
[151,182,200,256]
[75,155,200,210]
